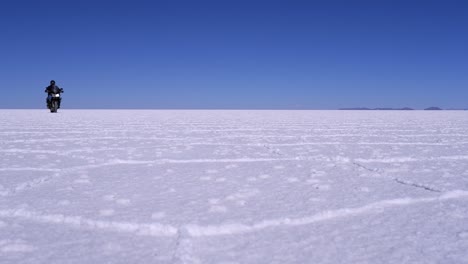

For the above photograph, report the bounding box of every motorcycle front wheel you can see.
[50,101,58,113]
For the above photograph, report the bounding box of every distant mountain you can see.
[424,107,443,110]
[339,107,414,110]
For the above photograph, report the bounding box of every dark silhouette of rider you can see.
[44,80,64,109]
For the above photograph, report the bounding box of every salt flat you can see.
[1,110,468,263]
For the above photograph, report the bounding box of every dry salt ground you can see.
[1,109,468,263]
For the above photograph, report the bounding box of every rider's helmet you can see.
[50,80,56,85]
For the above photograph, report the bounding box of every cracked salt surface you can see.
[1,110,468,263]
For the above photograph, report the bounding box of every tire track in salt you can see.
[355,155,468,163]
[4,154,466,197]
[1,190,467,238]
[185,190,468,237]
[0,157,305,197]
[0,168,61,172]
[0,209,177,237]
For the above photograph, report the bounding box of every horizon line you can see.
[0,108,466,111]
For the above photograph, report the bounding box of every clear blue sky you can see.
[1,0,467,109]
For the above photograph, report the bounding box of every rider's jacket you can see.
[45,85,62,94]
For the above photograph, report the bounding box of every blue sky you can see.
[1,0,467,109]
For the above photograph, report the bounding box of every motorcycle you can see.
[47,89,64,113]
[49,93,61,113]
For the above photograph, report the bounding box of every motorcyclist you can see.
[44,80,64,109]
